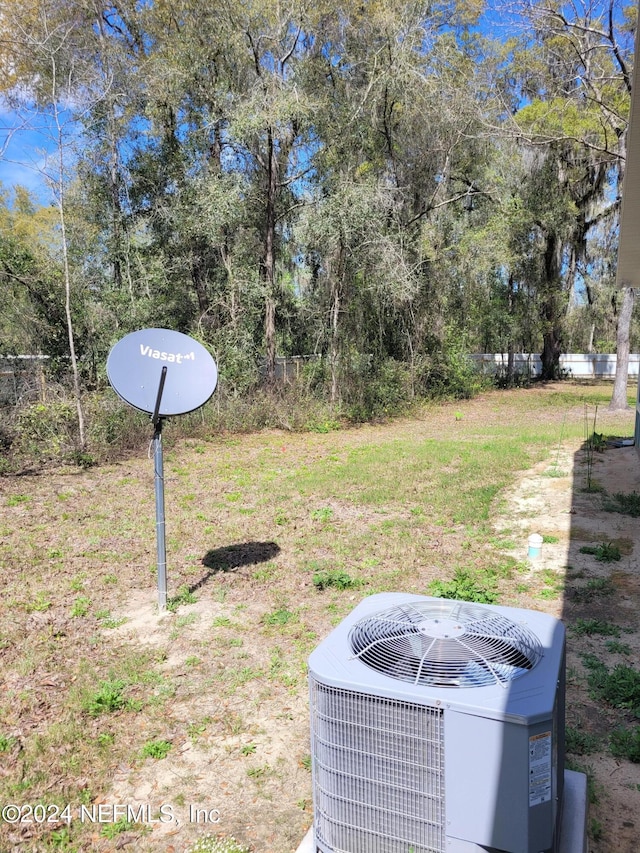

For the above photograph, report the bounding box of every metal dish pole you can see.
[152,366,168,610]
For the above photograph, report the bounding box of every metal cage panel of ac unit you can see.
[308,593,565,853]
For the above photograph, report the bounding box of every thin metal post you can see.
[154,419,167,610]
[152,367,168,610]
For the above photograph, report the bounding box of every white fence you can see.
[471,353,640,380]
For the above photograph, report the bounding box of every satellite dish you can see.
[107,328,219,611]
[107,328,218,417]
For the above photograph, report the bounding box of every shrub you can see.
[417,338,487,400]
[340,355,414,421]
[14,400,79,459]
[85,392,150,457]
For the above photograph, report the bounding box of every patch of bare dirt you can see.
[495,440,640,852]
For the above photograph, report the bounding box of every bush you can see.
[339,355,415,421]
[493,365,533,389]
[211,328,260,397]
[2,342,488,469]
[85,391,150,457]
[417,340,487,400]
[198,386,343,434]
[14,399,79,460]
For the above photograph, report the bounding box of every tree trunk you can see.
[95,7,125,296]
[540,233,565,380]
[56,152,85,450]
[330,278,340,405]
[609,286,634,411]
[506,273,515,385]
[49,53,86,450]
[329,240,346,405]
[541,323,563,380]
[261,127,278,386]
[191,245,210,317]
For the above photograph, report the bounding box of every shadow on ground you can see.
[191,540,281,592]
[561,434,640,853]
[494,422,640,853]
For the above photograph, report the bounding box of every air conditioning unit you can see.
[308,593,565,853]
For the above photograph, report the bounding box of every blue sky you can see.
[0,108,58,204]
[0,0,634,207]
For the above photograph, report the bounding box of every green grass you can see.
[81,680,131,716]
[606,640,632,655]
[174,613,199,629]
[186,836,251,853]
[572,576,616,601]
[290,437,535,525]
[140,739,172,759]
[25,591,51,612]
[590,818,603,841]
[537,568,564,599]
[6,494,30,506]
[70,595,92,617]
[101,818,138,839]
[603,491,640,517]
[313,569,360,591]
[96,609,127,628]
[0,734,17,752]
[582,655,640,716]
[610,726,640,762]
[167,585,197,611]
[566,726,600,756]
[0,382,636,853]
[428,567,499,604]
[571,619,621,637]
[262,607,297,626]
[578,542,622,562]
[310,507,334,523]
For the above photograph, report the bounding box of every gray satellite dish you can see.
[107,328,218,417]
[107,329,218,611]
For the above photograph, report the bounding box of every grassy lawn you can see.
[0,381,636,853]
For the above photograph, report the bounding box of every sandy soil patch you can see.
[496,441,640,852]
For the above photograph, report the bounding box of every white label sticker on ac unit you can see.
[529,731,552,807]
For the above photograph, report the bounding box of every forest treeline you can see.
[0,0,638,457]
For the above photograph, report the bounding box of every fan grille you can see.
[349,599,544,688]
